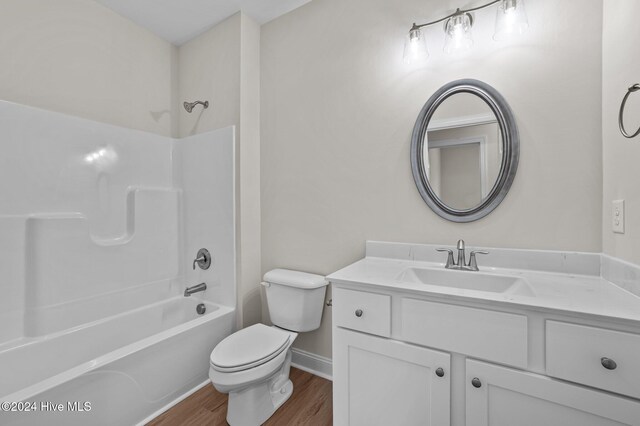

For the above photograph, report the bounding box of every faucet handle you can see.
[436,248,455,268]
[193,248,212,270]
[468,250,489,271]
[192,255,204,270]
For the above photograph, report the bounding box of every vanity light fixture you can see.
[403,0,528,63]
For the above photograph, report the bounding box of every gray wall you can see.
[179,13,263,328]
[0,0,177,136]
[602,0,640,265]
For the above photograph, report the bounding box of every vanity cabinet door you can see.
[466,359,640,426]
[333,328,450,426]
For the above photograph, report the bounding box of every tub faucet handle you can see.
[192,255,204,270]
[193,248,211,270]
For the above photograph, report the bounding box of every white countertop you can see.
[327,255,640,324]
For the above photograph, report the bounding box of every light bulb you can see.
[443,12,473,54]
[403,27,429,64]
[494,0,528,40]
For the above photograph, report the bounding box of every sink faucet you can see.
[184,282,207,297]
[456,239,466,268]
[436,240,489,271]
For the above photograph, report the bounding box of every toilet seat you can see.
[210,324,292,373]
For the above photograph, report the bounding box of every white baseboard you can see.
[291,348,333,381]
[136,379,211,426]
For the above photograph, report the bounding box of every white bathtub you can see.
[0,296,235,426]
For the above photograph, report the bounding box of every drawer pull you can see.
[435,367,445,378]
[601,357,618,370]
[471,377,482,388]
[355,309,363,318]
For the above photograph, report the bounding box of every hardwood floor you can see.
[148,368,332,426]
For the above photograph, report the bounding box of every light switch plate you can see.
[612,200,625,234]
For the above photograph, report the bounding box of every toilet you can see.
[209,269,327,426]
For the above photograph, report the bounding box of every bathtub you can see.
[0,296,235,426]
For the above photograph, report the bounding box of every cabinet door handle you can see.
[435,367,445,378]
[471,377,482,388]
[355,309,363,318]
[601,357,617,370]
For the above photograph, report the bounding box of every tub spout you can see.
[184,282,207,297]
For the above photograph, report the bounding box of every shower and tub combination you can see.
[0,101,236,425]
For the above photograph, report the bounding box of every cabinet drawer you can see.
[333,287,390,337]
[401,298,528,368]
[546,321,640,399]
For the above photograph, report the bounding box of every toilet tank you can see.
[263,269,328,332]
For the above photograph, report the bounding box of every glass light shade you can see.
[494,0,529,40]
[403,28,429,64]
[443,13,473,54]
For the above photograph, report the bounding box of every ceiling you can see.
[93,0,311,45]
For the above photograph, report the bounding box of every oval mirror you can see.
[411,79,519,222]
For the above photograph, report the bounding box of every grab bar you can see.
[619,83,640,139]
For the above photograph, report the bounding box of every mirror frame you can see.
[410,79,519,222]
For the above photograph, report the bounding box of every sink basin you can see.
[396,267,535,297]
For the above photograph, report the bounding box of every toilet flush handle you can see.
[261,281,271,288]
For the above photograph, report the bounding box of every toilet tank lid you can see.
[263,269,327,289]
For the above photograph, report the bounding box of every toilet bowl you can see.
[209,269,327,426]
[209,324,298,425]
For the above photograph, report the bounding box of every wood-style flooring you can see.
[148,368,332,426]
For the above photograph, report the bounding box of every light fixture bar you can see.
[410,0,501,31]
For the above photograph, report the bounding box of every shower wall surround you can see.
[0,100,235,339]
[0,101,165,343]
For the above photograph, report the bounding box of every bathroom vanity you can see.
[328,241,640,426]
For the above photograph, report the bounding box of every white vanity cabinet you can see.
[331,286,640,426]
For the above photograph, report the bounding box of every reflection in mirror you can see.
[423,93,502,210]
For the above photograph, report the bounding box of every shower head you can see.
[184,100,209,113]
